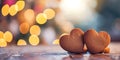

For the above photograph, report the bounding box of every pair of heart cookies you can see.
[60,28,111,54]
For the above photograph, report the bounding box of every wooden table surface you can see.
[0,42,120,60]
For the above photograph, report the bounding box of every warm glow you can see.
[53,39,59,45]
[0,31,4,38]
[24,9,35,25]
[19,22,30,34]
[60,0,97,21]
[29,35,40,46]
[0,39,7,47]
[104,47,110,53]
[36,13,47,24]
[9,4,18,16]
[62,22,74,32]
[17,39,27,46]
[17,10,26,24]
[16,0,25,11]
[1,4,9,16]
[60,33,69,37]
[30,25,41,35]
[60,0,82,12]
[4,31,13,42]
[43,8,55,19]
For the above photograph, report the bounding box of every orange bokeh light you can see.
[0,39,7,47]
[1,4,9,16]
[43,8,55,19]
[36,13,47,24]
[29,35,40,46]
[17,39,27,46]
[30,25,41,36]
[9,4,18,16]
[16,0,25,11]
[24,9,35,25]
[19,22,30,34]
[0,31,4,39]
[4,31,13,42]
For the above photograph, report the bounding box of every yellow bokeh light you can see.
[36,13,47,24]
[0,39,7,47]
[4,31,13,42]
[53,39,59,45]
[9,4,18,16]
[43,8,55,19]
[30,25,41,36]
[29,35,40,46]
[19,22,30,34]
[17,39,27,46]
[1,4,9,16]
[0,31,4,38]
[16,1,25,11]
[24,9,35,24]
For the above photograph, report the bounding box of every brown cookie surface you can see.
[60,28,84,53]
[84,29,111,53]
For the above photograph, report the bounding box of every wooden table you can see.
[0,42,120,60]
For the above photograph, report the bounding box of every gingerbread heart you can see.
[84,29,111,53]
[60,28,84,53]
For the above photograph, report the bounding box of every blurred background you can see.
[0,0,120,46]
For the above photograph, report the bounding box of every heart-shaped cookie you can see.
[84,29,111,53]
[60,28,84,53]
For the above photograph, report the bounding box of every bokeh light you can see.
[16,0,25,11]
[9,4,18,16]
[36,13,47,24]
[4,31,13,42]
[52,39,59,45]
[17,10,26,24]
[24,9,35,25]
[0,31,4,39]
[104,47,110,53]
[30,25,41,36]
[43,8,55,19]
[0,39,7,47]
[17,39,27,46]
[60,0,97,23]
[29,35,40,46]
[19,22,30,34]
[60,33,69,37]
[60,0,82,12]
[1,4,9,16]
